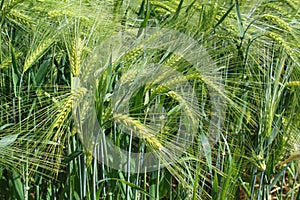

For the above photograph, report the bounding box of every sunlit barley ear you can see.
[286,81,300,87]
[70,37,82,77]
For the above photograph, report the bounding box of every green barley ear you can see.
[265,32,295,58]
[1,0,23,14]
[150,1,176,13]
[6,9,34,31]
[70,37,82,77]
[163,53,183,68]
[261,14,296,37]
[284,0,298,11]
[23,38,54,72]
[113,114,163,150]
[0,52,22,70]
[264,3,288,16]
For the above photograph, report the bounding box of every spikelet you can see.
[261,14,293,33]
[113,114,163,150]
[152,73,201,94]
[265,32,295,58]
[121,46,144,64]
[284,0,297,11]
[54,87,86,129]
[154,8,171,15]
[0,52,22,69]
[48,10,74,18]
[23,38,54,72]
[150,1,176,13]
[6,9,34,30]
[119,67,140,85]
[48,10,89,22]
[70,37,82,77]
[115,46,144,83]
[215,33,236,41]
[286,81,300,87]
[193,2,203,11]
[167,90,198,125]
[1,0,23,13]
[264,3,288,15]
[163,53,183,68]
[217,9,236,20]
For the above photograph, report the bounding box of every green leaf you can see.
[212,3,234,33]
[235,1,244,39]
[35,59,50,86]
[0,123,14,130]
[11,170,24,200]
[212,170,219,200]
[0,134,18,148]
[63,150,83,164]
[200,133,212,173]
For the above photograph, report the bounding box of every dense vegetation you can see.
[0,0,299,199]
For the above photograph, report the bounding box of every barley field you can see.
[0,0,299,199]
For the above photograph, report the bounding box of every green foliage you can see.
[0,0,299,199]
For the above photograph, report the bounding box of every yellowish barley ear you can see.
[122,46,144,64]
[113,114,163,150]
[70,38,82,77]
[23,38,54,72]
[1,0,23,13]
[151,73,200,95]
[150,1,176,13]
[167,90,198,126]
[53,87,86,130]
[265,32,295,58]
[265,3,288,15]
[6,9,34,30]
[0,52,22,69]
[163,53,183,68]
[286,81,300,87]
[261,14,294,35]
[48,10,74,18]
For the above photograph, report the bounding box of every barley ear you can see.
[286,81,300,87]
[23,38,54,72]
[113,114,163,150]
[70,38,82,77]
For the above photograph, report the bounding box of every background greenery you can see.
[0,0,299,199]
